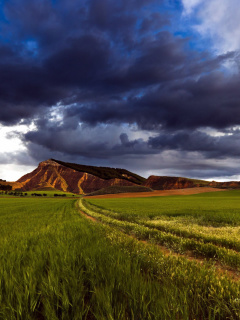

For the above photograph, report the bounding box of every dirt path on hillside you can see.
[78,204,240,281]
[86,187,225,199]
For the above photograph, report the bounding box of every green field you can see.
[87,190,240,225]
[1,193,240,319]
[0,190,78,197]
[85,191,240,269]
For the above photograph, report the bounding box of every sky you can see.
[1,0,240,181]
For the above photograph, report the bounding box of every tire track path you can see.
[77,203,240,281]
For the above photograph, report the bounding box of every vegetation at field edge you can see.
[1,196,240,319]
[0,190,79,198]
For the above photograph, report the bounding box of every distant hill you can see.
[144,176,209,190]
[209,181,240,189]
[16,159,146,194]
[144,176,240,191]
[4,160,240,194]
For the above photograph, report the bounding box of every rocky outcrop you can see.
[209,181,240,189]
[17,159,141,194]
[144,176,208,190]
[144,176,240,191]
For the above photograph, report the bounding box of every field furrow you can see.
[1,194,240,319]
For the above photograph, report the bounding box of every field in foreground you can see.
[87,190,240,225]
[85,191,240,269]
[1,194,240,319]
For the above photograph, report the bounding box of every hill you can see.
[144,176,209,190]
[209,181,240,189]
[4,160,240,194]
[52,159,145,185]
[144,176,240,191]
[16,159,145,194]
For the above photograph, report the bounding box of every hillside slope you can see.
[52,159,145,185]
[209,181,240,188]
[17,159,145,194]
[144,176,209,190]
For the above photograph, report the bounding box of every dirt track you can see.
[78,197,239,281]
[86,187,225,199]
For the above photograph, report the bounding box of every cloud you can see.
[21,110,240,180]
[181,0,203,15]
[182,0,240,53]
[0,0,240,180]
[148,129,240,159]
[0,0,237,129]
[70,65,240,131]
[23,118,155,160]
[0,0,168,125]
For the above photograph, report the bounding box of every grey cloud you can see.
[1,0,240,180]
[148,129,240,158]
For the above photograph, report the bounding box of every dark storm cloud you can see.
[21,106,240,179]
[0,0,165,124]
[23,119,155,160]
[148,129,240,158]
[23,114,240,162]
[45,35,112,87]
[23,130,240,179]
[1,0,240,179]
[0,0,237,129]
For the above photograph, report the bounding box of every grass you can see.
[1,195,240,319]
[84,190,240,269]
[0,190,78,197]
[80,199,240,270]
[87,190,240,225]
[25,190,78,197]
[86,185,153,196]
[1,198,169,319]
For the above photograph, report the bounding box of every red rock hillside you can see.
[209,181,240,188]
[16,159,145,194]
[144,176,209,190]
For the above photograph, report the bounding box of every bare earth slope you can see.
[144,175,240,191]
[144,176,209,190]
[209,181,240,188]
[17,159,142,194]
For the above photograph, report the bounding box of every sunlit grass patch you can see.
[1,195,240,319]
